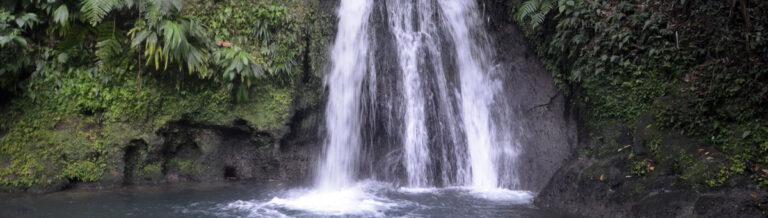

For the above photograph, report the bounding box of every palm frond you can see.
[53,5,69,26]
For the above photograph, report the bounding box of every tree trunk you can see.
[740,0,752,57]
[136,52,142,92]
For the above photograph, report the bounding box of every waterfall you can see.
[227,1,533,216]
[386,0,432,188]
[437,0,519,189]
[317,0,521,191]
[316,0,373,190]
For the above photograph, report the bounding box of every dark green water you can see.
[0,181,564,217]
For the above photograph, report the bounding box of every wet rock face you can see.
[120,121,287,185]
[115,112,320,186]
[530,111,768,216]
[535,155,768,218]
[693,192,768,217]
[479,0,578,192]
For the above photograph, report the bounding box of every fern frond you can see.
[539,1,553,15]
[531,13,546,29]
[95,38,122,65]
[94,21,125,67]
[80,0,122,26]
[515,0,541,22]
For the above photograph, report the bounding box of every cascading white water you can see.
[437,0,513,189]
[223,1,532,216]
[386,0,431,188]
[316,0,373,190]
[318,0,522,191]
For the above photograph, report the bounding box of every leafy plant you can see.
[512,0,768,187]
[514,0,577,30]
[214,46,263,89]
[0,10,36,47]
[631,159,653,177]
[189,2,302,84]
[0,8,38,92]
[129,18,212,76]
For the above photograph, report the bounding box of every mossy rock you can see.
[138,162,163,182]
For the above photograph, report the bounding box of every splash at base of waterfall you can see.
[218,181,534,217]
[232,181,400,217]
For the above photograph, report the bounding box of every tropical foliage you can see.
[512,0,768,187]
[0,0,313,190]
[1,0,300,94]
[0,8,37,92]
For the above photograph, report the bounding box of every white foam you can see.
[466,188,534,203]
[221,181,401,217]
[398,187,439,194]
[267,188,393,216]
[217,182,534,217]
[221,200,289,217]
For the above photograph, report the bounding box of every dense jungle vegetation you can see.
[511,0,767,188]
[0,0,326,190]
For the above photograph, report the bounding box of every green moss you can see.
[232,86,293,130]
[147,83,293,131]
[1,46,299,191]
[139,162,163,179]
[149,85,231,129]
[168,159,198,175]
[0,64,295,189]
